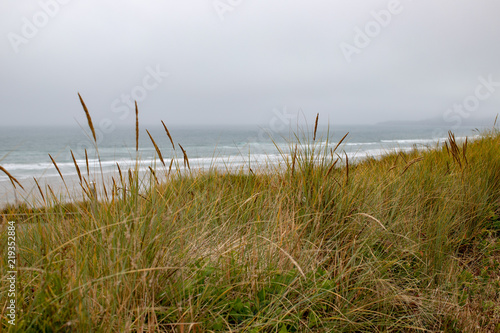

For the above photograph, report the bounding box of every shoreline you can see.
[0,163,263,210]
[0,133,475,210]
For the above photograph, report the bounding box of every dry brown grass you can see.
[313,112,319,141]
[178,143,190,170]
[78,93,96,143]
[146,129,166,167]
[0,165,24,190]
[161,120,176,150]
[135,101,139,152]
[70,150,82,184]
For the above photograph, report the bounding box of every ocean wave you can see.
[380,138,445,144]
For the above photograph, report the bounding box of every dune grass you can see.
[1,103,499,332]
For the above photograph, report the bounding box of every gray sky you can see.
[1,0,500,127]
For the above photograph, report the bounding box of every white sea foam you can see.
[0,125,485,182]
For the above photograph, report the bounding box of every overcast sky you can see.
[1,0,500,128]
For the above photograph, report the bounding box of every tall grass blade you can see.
[33,177,46,205]
[135,101,139,152]
[47,184,56,202]
[70,150,82,183]
[0,165,24,190]
[78,93,97,143]
[258,235,306,279]
[148,166,159,185]
[85,149,90,177]
[146,129,166,167]
[313,113,319,141]
[325,157,339,179]
[401,157,424,175]
[332,132,349,154]
[49,154,66,185]
[168,158,174,175]
[462,137,468,166]
[178,144,190,170]
[161,120,176,150]
[116,163,123,186]
[344,151,349,186]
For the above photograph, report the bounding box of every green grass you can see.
[1,117,499,332]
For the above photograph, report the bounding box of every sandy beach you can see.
[0,175,83,209]
[0,164,253,209]
[0,171,130,209]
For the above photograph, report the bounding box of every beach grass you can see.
[1,106,499,332]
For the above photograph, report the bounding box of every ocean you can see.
[0,123,484,184]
